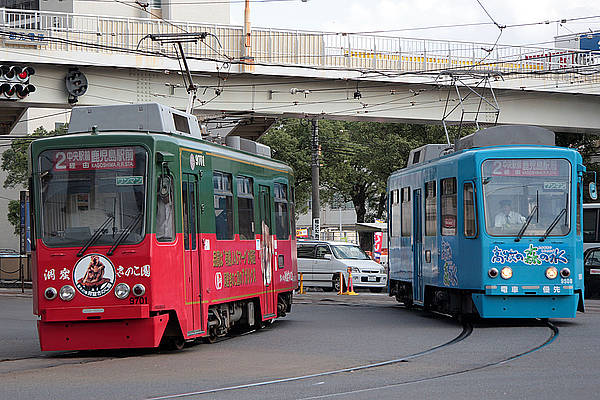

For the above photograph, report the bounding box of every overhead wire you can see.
[0,8,596,126]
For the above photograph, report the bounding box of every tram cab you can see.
[388,125,590,318]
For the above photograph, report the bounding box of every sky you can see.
[230,0,600,48]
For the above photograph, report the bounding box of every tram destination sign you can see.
[488,159,560,177]
[53,147,136,171]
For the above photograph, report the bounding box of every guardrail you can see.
[0,255,30,293]
[0,8,598,80]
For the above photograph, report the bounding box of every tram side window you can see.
[401,187,411,237]
[213,171,234,240]
[156,174,175,242]
[441,178,457,236]
[390,189,401,237]
[274,182,290,240]
[463,182,477,238]
[425,181,437,236]
[237,176,255,240]
[583,208,598,242]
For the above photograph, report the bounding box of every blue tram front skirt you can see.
[472,284,579,318]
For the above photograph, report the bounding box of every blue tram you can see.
[387,126,590,318]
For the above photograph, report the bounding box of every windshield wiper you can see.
[107,212,143,256]
[540,208,567,242]
[515,205,538,242]
[77,215,115,257]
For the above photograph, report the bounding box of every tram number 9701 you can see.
[130,297,148,305]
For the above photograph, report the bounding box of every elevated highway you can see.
[0,8,600,136]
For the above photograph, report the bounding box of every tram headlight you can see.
[59,285,75,301]
[132,284,146,297]
[500,267,513,280]
[560,268,571,278]
[44,287,57,300]
[488,268,499,278]
[114,283,130,299]
[546,267,558,280]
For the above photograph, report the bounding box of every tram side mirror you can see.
[590,182,598,200]
[158,173,172,202]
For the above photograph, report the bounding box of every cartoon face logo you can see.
[189,153,195,171]
[73,254,115,298]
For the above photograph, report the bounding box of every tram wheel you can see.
[169,336,185,351]
[204,333,218,344]
[161,335,185,351]
[203,326,219,343]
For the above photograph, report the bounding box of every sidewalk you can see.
[0,287,32,297]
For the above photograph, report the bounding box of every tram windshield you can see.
[482,159,571,237]
[38,146,147,247]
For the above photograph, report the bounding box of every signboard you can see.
[488,159,559,177]
[312,218,320,240]
[296,228,309,238]
[579,32,600,51]
[53,147,136,171]
[3,29,46,47]
[373,231,383,262]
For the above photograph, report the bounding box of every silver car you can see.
[297,240,387,292]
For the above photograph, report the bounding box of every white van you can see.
[297,240,387,292]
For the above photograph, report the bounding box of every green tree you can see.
[259,119,313,215]
[319,121,451,248]
[2,126,65,234]
[261,118,458,249]
[556,131,600,202]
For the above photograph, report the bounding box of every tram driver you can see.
[494,199,525,229]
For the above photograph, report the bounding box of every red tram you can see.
[30,103,297,350]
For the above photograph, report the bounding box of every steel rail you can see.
[298,319,559,400]
[145,321,474,400]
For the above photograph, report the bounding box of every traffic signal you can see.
[0,65,35,99]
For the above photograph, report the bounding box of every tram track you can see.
[145,319,558,400]
[297,319,559,400]
[145,321,474,400]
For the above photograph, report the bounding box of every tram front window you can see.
[38,146,147,247]
[482,159,571,237]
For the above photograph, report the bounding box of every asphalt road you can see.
[1,291,600,400]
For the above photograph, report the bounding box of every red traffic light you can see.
[17,67,35,82]
[1,83,15,97]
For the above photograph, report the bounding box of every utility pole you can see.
[311,119,320,240]
[241,0,255,72]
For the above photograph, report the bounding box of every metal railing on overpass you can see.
[1,8,598,80]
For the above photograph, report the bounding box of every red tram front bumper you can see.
[38,314,169,351]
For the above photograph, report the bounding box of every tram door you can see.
[413,188,424,304]
[182,174,203,334]
[258,185,277,318]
